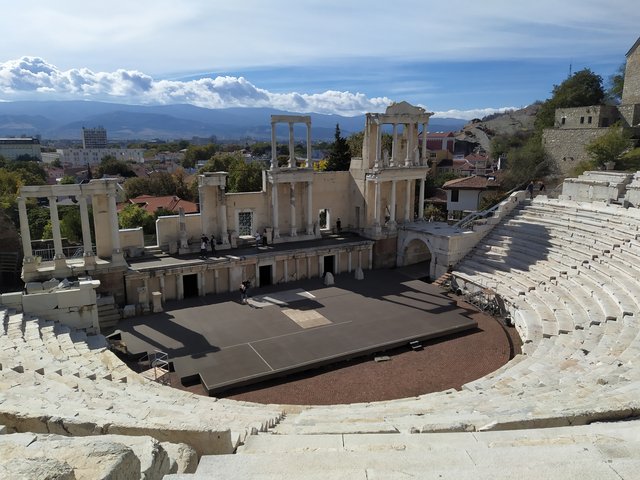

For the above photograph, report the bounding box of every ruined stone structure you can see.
[5,170,640,478]
[543,36,640,174]
[16,103,436,327]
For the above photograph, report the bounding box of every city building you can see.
[82,126,108,149]
[0,137,42,161]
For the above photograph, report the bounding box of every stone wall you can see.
[1,279,101,332]
[618,104,640,128]
[623,41,640,105]
[372,237,397,269]
[554,105,619,129]
[542,128,610,174]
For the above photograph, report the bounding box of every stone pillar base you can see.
[151,292,163,313]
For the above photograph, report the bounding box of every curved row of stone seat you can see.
[265,198,640,435]
[0,307,284,456]
[167,420,640,479]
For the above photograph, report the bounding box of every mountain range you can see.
[0,101,467,142]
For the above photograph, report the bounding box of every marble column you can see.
[390,180,397,225]
[270,121,277,170]
[318,256,323,278]
[48,196,65,260]
[369,248,373,269]
[421,123,428,164]
[306,122,312,168]
[375,123,382,169]
[407,123,411,165]
[306,181,313,235]
[283,259,288,282]
[391,123,398,167]
[419,178,426,220]
[306,256,311,278]
[159,276,165,303]
[288,122,295,168]
[17,197,33,261]
[347,251,352,273]
[197,272,204,297]
[220,190,229,246]
[404,179,411,222]
[107,192,121,254]
[374,181,381,227]
[78,195,94,258]
[272,183,280,239]
[214,269,219,294]
[177,274,184,300]
[289,183,297,237]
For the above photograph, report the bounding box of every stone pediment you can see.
[385,101,426,116]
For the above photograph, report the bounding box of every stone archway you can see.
[403,238,432,267]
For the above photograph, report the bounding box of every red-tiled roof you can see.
[442,175,500,190]
[425,132,455,138]
[123,195,199,214]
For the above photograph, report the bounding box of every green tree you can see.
[618,148,640,171]
[502,137,550,188]
[347,131,364,157]
[325,124,351,171]
[227,159,264,193]
[607,63,625,104]
[183,144,218,169]
[58,206,83,243]
[535,69,605,132]
[585,124,634,168]
[346,131,392,159]
[60,174,76,184]
[119,204,155,234]
[27,206,52,241]
[50,158,62,168]
[95,155,135,177]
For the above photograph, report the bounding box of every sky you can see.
[0,1,638,119]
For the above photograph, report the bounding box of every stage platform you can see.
[117,269,477,394]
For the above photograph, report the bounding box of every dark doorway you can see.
[259,265,273,287]
[323,255,335,275]
[183,274,198,298]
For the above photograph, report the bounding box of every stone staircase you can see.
[97,294,121,330]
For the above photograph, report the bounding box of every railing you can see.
[32,245,89,261]
[138,350,171,385]
[453,182,528,230]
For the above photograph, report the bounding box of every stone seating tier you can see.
[0,308,284,457]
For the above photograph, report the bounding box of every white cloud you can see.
[432,107,521,121]
[0,57,392,116]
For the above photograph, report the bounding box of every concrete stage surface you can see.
[117,269,477,394]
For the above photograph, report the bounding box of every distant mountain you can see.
[0,101,467,141]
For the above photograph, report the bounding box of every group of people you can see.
[255,229,268,248]
[199,234,217,259]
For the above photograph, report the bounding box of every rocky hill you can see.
[455,104,539,153]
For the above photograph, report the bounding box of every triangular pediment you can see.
[385,101,426,115]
